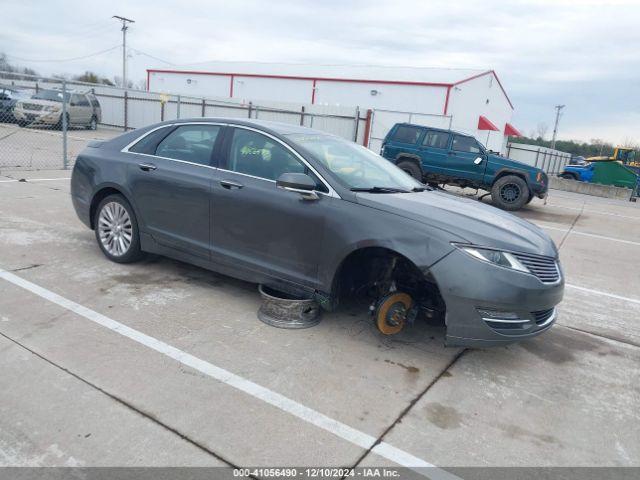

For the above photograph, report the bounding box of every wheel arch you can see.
[89,184,137,230]
[327,245,445,314]
[492,169,530,187]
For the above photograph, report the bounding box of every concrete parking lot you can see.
[0,170,638,475]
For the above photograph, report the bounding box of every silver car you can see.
[14,88,101,130]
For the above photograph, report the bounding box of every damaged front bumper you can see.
[429,248,564,347]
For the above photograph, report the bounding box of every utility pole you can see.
[550,104,565,150]
[113,15,135,89]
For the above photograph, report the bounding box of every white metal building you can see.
[147,62,520,152]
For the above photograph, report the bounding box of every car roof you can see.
[170,117,327,136]
[395,122,469,137]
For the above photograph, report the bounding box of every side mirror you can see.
[276,172,319,200]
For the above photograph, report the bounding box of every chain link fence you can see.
[0,70,368,172]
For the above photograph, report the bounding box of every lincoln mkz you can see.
[71,119,564,346]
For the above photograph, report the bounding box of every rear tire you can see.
[87,115,97,130]
[396,160,423,182]
[491,175,529,211]
[94,194,144,263]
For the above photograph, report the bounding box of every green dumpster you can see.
[591,161,638,189]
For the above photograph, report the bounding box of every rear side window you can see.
[155,124,221,166]
[391,125,422,144]
[452,135,481,154]
[422,131,450,149]
[129,126,174,154]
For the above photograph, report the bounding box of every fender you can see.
[492,167,532,188]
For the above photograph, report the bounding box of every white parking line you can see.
[549,204,640,220]
[539,224,640,247]
[0,268,458,479]
[566,284,640,305]
[0,177,71,183]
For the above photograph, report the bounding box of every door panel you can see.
[211,127,328,287]
[447,135,487,182]
[128,157,212,258]
[212,173,327,285]
[418,130,451,176]
[126,124,223,259]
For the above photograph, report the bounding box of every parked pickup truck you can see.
[381,123,548,210]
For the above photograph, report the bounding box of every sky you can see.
[2,0,639,144]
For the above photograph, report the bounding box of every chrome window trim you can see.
[120,121,339,198]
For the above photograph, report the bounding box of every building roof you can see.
[147,61,513,109]
[148,61,489,86]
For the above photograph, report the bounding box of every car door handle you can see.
[138,162,157,171]
[220,179,244,190]
[448,152,456,156]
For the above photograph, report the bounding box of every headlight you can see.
[454,244,529,273]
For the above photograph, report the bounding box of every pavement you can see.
[0,171,638,475]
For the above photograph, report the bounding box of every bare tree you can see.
[621,136,639,149]
[536,122,549,141]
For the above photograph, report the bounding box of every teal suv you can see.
[381,123,548,210]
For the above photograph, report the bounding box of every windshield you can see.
[32,89,69,102]
[287,134,423,191]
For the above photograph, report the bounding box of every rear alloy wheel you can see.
[95,195,143,263]
[396,160,423,182]
[491,175,529,211]
[87,116,97,130]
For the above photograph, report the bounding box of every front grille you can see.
[532,308,555,326]
[513,252,560,284]
[22,103,43,111]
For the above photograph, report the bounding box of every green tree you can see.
[74,71,114,86]
[508,135,615,158]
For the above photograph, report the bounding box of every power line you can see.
[6,45,121,63]
[129,48,175,66]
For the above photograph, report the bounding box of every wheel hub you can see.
[375,292,413,335]
[98,202,133,257]
[500,183,521,203]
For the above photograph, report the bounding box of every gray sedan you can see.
[70,119,564,347]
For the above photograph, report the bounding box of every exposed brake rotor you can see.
[375,292,413,335]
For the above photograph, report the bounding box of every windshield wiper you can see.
[350,186,411,193]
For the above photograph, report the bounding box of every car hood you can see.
[18,99,60,108]
[356,190,558,258]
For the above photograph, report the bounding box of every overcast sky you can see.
[2,0,639,144]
